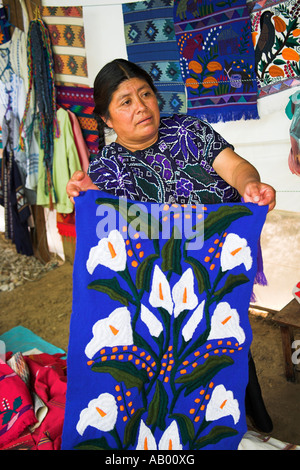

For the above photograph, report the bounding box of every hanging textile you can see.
[19,15,59,196]
[62,189,268,450]
[41,6,89,87]
[122,0,186,116]
[0,111,33,256]
[56,85,99,158]
[248,0,300,98]
[173,0,259,122]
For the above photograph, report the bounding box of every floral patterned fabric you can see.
[88,114,240,205]
[61,189,268,450]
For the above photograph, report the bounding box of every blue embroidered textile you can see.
[173,0,259,122]
[122,0,186,116]
[62,190,268,450]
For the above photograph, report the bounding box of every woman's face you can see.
[103,77,161,152]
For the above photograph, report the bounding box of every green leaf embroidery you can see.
[213,273,249,303]
[203,205,252,241]
[91,360,149,392]
[146,380,168,430]
[87,277,135,306]
[194,425,238,449]
[175,356,234,395]
[74,436,112,450]
[123,408,145,447]
[169,413,195,445]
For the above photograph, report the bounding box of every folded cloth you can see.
[0,360,37,449]
[0,353,67,450]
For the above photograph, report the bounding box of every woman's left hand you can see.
[242,181,276,212]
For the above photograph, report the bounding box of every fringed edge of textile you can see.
[187,108,260,124]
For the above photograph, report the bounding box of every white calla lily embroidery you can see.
[141,304,163,338]
[76,393,118,435]
[149,265,198,318]
[205,384,240,425]
[136,420,183,450]
[85,307,133,359]
[220,233,252,272]
[86,229,127,274]
[208,302,245,345]
[182,300,205,342]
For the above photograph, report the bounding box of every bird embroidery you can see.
[255,11,275,73]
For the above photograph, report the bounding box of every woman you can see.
[67,58,276,212]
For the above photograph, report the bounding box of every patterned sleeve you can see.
[87,147,138,199]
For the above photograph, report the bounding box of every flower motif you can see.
[182,300,205,342]
[136,420,182,450]
[76,393,118,435]
[141,304,163,338]
[89,155,139,199]
[207,302,245,345]
[205,384,240,425]
[86,229,127,274]
[220,233,252,272]
[85,307,133,359]
[149,265,198,318]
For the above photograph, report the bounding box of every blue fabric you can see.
[122,0,186,116]
[62,190,267,450]
[173,0,259,122]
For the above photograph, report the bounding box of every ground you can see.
[0,236,300,447]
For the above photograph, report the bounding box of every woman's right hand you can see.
[66,170,99,204]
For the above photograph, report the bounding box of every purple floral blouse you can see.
[88,114,240,204]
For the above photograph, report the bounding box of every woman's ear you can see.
[101,115,112,129]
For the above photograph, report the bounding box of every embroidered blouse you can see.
[88,114,240,204]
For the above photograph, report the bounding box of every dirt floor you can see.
[0,238,300,447]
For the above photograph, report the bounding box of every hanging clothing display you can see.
[122,0,187,116]
[36,107,82,214]
[0,112,33,256]
[173,0,259,122]
[248,0,300,98]
[56,85,99,158]
[20,15,60,197]
[0,24,39,196]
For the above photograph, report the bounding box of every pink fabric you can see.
[67,109,90,172]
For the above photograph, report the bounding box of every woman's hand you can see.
[66,170,99,204]
[242,181,276,212]
[213,148,276,212]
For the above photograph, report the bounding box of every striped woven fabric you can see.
[56,85,99,157]
[42,6,89,87]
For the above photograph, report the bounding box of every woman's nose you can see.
[135,96,147,112]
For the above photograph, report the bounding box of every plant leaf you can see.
[169,413,195,444]
[146,380,168,430]
[195,425,238,449]
[74,436,112,450]
[87,277,134,306]
[175,355,234,395]
[213,273,249,302]
[91,360,149,392]
[123,408,145,447]
[203,205,252,241]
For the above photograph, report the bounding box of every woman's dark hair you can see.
[93,59,157,150]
